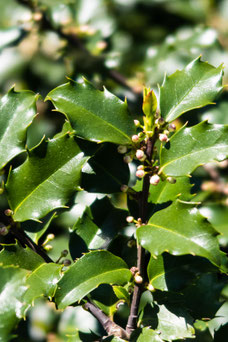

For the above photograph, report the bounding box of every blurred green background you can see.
[1,0,228,341]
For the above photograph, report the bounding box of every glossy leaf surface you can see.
[6,134,88,222]
[0,266,28,342]
[55,250,131,309]
[82,143,130,193]
[137,201,228,272]
[0,88,37,170]
[160,122,228,176]
[21,263,62,317]
[147,253,215,291]
[156,305,195,341]
[136,329,164,342]
[46,79,135,144]
[0,243,43,271]
[160,56,223,122]
[134,176,193,204]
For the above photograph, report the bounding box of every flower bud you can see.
[167,176,176,184]
[137,165,144,170]
[163,130,169,135]
[150,174,160,185]
[117,145,128,154]
[0,224,9,236]
[159,133,168,142]
[126,216,134,223]
[168,123,176,132]
[134,120,140,127]
[120,184,128,192]
[4,209,13,217]
[44,244,53,252]
[155,117,165,126]
[61,249,68,257]
[147,283,155,292]
[136,170,145,178]
[136,149,145,160]
[132,135,139,143]
[134,274,143,284]
[0,188,4,195]
[47,234,55,241]
[63,259,71,266]
[127,239,136,248]
[123,155,133,163]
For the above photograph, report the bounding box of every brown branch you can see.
[126,136,156,336]
[10,222,54,263]
[84,301,130,340]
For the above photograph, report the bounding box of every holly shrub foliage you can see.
[0,54,228,342]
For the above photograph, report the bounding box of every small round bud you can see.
[61,249,68,257]
[126,216,134,223]
[123,155,133,163]
[0,188,4,195]
[163,130,169,135]
[0,225,9,236]
[134,120,140,127]
[33,12,43,21]
[44,245,53,252]
[137,165,144,170]
[47,234,55,241]
[63,259,71,266]
[120,184,128,192]
[117,145,128,154]
[159,133,168,142]
[134,274,143,284]
[138,132,144,138]
[136,149,145,160]
[136,170,145,178]
[150,174,160,185]
[132,135,139,143]
[127,239,136,248]
[168,123,176,132]
[158,117,165,125]
[147,283,155,292]
[167,177,176,184]
[4,209,13,217]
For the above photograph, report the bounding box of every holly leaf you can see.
[136,328,164,342]
[46,79,135,144]
[0,243,43,271]
[137,201,228,272]
[81,143,130,193]
[159,56,223,122]
[134,176,193,204]
[6,134,88,222]
[147,253,216,292]
[0,88,38,170]
[160,122,228,176]
[55,250,131,309]
[20,263,62,317]
[156,305,195,341]
[0,266,28,342]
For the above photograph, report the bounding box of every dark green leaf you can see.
[133,176,193,204]
[0,266,28,342]
[136,328,164,342]
[6,134,88,222]
[160,122,228,176]
[0,243,43,270]
[160,56,223,122]
[21,263,62,317]
[82,143,129,193]
[0,88,38,170]
[155,304,195,341]
[147,253,216,292]
[55,250,131,309]
[137,201,228,272]
[46,79,135,144]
